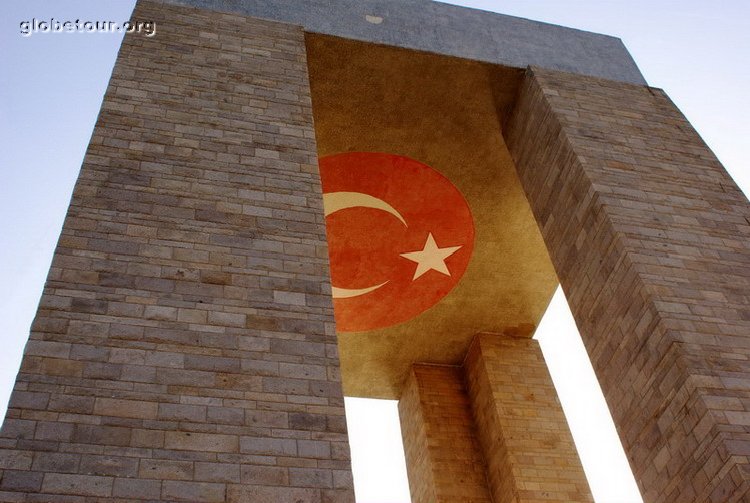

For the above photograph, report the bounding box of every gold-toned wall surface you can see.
[306,34,558,398]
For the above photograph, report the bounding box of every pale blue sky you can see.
[1,2,748,502]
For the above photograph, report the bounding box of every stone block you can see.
[41,473,113,497]
[162,480,226,502]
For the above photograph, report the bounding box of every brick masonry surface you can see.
[398,364,493,503]
[0,1,354,501]
[506,67,750,501]
[464,335,592,503]
[398,336,591,503]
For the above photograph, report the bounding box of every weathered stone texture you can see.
[505,67,750,501]
[398,365,493,503]
[0,1,353,501]
[464,334,592,503]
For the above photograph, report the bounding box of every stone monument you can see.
[1,1,748,501]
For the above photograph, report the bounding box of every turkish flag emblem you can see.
[319,152,475,332]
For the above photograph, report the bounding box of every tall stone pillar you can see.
[398,365,493,503]
[505,66,750,501]
[0,1,353,502]
[398,335,592,503]
[464,335,592,503]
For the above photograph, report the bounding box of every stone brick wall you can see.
[398,365,493,503]
[0,1,353,501]
[464,334,592,503]
[505,67,750,501]
[398,337,591,503]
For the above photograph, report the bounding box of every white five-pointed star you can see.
[400,233,462,280]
